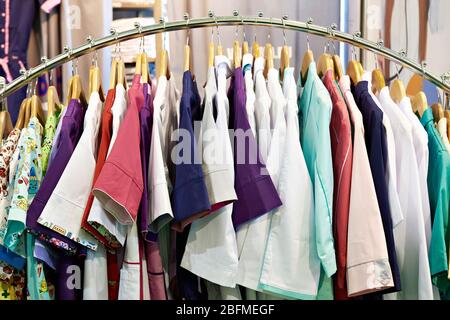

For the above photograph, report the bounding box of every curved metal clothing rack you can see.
[1,14,450,98]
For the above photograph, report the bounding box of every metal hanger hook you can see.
[184,13,190,46]
[393,62,400,79]
[72,58,79,76]
[267,17,273,42]
[282,15,288,46]
[241,16,246,42]
[213,15,221,47]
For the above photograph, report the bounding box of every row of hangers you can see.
[0,19,449,142]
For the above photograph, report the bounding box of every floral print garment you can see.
[41,112,60,176]
[0,261,25,300]
[26,233,55,300]
[0,128,21,198]
[0,128,22,243]
[3,117,42,257]
[0,148,21,250]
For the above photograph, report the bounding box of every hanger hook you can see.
[72,58,79,77]
[184,13,190,46]
[255,12,263,44]
[208,11,214,43]
[214,14,221,48]
[306,17,313,51]
[393,62,400,79]
[241,16,246,42]
[282,15,288,46]
[266,17,273,42]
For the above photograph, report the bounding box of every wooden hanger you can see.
[242,40,249,55]
[15,99,27,130]
[141,52,151,84]
[47,86,62,118]
[411,91,428,117]
[279,25,290,80]
[109,56,118,89]
[0,110,13,139]
[317,48,334,78]
[372,68,386,94]
[252,40,260,58]
[66,59,87,107]
[445,110,450,140]
[135,51,143,76]
[263,43,273,79]
[30,94,46,126]
[233,40,241,69]
[431,102,444,123]
[332,54,343,80]
[300,38,314,86]
[347,60,362,85]
[70,74,87,106]
[280,45,290,81]
[158,49,171,79]
[183,28,191,72]
[90,65,105,101]
[208,41,215,68]
[390,79,406,104]
[24,97,32,128]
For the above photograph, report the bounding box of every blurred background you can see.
[2,0,449,121]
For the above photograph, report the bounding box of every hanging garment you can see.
[83,244,108,300]
[298,62,336,299]
[437,117,450,154]
[229,66,282,230]
[48,106,68,167]
[93,75,144,226]
[0,128,20,198]
[138,82,153,237]
[55,248,85,300]
[26,98,86,254]
[170,70,211,231]
[41,111,61,176]
[258,67,318,299]
[107,248,121,300]
[235,56,271,293]
[87,84,128,247]
[362,73,404,229]
[376,87,433,300]
[0,261,25,300]
[81,89,117,247]
[352,80,401,293]
[322,70,353,300]
[420,108,450,298]
[148,75,180,293]
[0,128,21,243]
[171,70,210,300]
[118,221,142,300]
[144,239,167,300]
[0,129,23,269]
[26,233,55,300]
[205,280,242,300]
[139,82,167,299]
[338,75,394,297]
[147,75,175,233]
[181,63,238,287]
[37,91,103,250]
[233,63,282,295]
[242,53,256,136]
[253,56,271,165]
[398,97,432,247]
[237,63,288,297]
[4,116,43,259]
